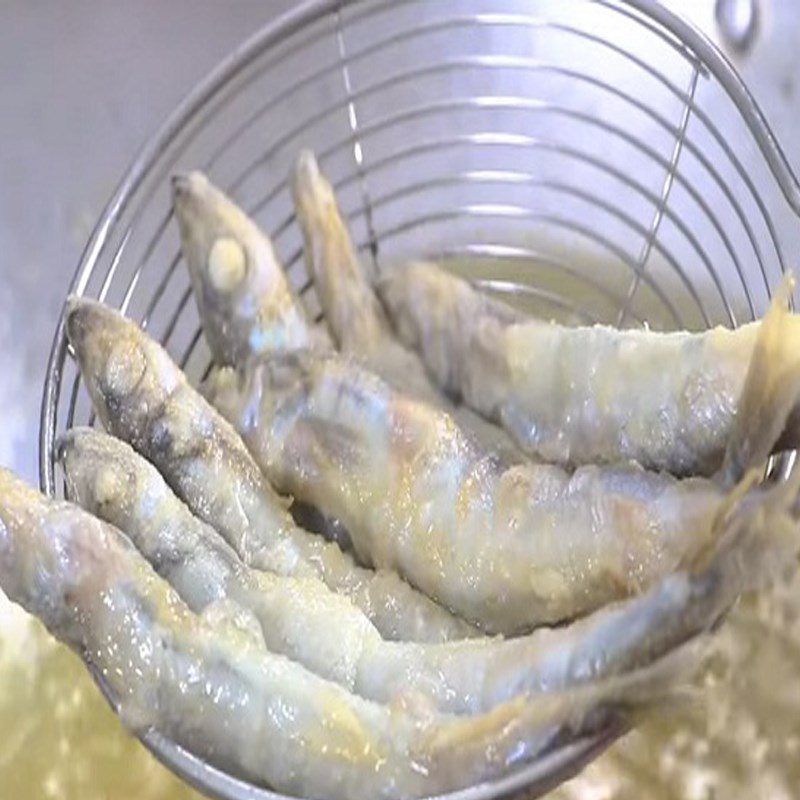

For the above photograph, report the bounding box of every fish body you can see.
[2,461,796,796]
[291,151,523,462]
[379,261,800,477]
[210,352,726,634]
[59,427,377,688]
[60,427,761,715]
[1,467,642,800]
[66,297,477,643]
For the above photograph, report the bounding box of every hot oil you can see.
[549,562,800,799]
[1,504,797,798]
[0,593,202,800]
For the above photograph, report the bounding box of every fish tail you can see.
[501,470,800,764]
[687,463,800,603]
[721,273,800,485]
[423,637,701,788]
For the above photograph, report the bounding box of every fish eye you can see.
[102,338,147,401]
[208,237,246,294]
[93,466,120,507]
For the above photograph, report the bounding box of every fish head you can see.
[172,171,296,364]
[290,149,345,255]
[65,297,181,439]
[291,150,380,318]
[0,467,130,636]
[291,149,332,225]
[57,426,143,522]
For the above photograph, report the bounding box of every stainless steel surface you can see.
[1,6,798,514]
[0,0,285,487]
[133,717,622,800]
[38,0,800,491]
[30,1,800,798]
[2,1,800,799]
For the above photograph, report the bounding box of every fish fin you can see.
[424,635,704,782]
[537,637,708,738]
[721,274,800,485]
[686,464,800,598]
[303,416,367,471]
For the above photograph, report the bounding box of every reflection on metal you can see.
[715,0,760,55]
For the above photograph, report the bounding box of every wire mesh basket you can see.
[39,0,800,798]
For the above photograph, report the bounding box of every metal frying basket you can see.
[39,1,800,798]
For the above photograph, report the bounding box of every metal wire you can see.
[267,134,748,322]
[336,6,380,267]
[258,85,774,300]
[38,1,800,798]
[113,10,776,349]
[334,173,724,323]
[618,62,700,325]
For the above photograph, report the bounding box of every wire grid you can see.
[38,1,800,798]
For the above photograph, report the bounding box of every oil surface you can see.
[551,574,800,800]
[0,593,202,800]
[2,574,798,798]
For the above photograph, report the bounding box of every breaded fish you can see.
[378,261,800,478]
[291,150,522,462]
[0,467,695,800]
[59,427,780,715]
[209,351,729,634]
[65,297,477,643]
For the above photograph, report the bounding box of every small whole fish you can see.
[59,427,377,689]
[291,150,523,462]
[65,296,478,643]
[0,467,690,800]
[172,171,329,365]
[378,261,800,478]
[291,149,390,357]
[173,167,520,549]
[59,426,772,715]
[209,351,729,634]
